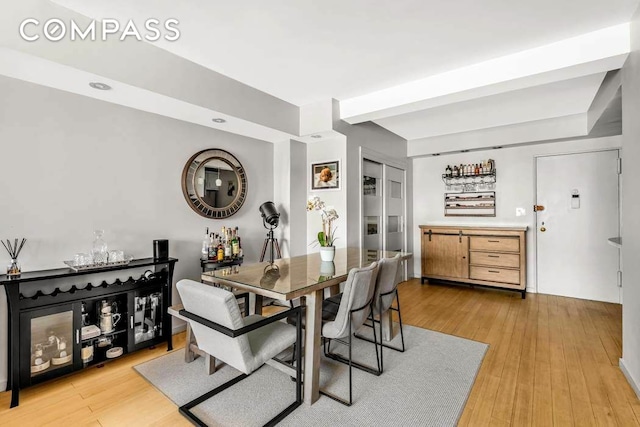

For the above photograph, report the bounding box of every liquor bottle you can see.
[201,227,210,261]
[236,227,243,258]
[217,235,224,262]
[208,233,216,260]
[445,165,452,177]
[232,228,240,257]
[453,165,458,177]
[475,164,480,175]
[224,231,232,259]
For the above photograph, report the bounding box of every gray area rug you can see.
[135,324,487,426]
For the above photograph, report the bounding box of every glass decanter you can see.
[91,230,108,265]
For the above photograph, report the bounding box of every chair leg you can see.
[323,306,381,378]
[320,316,354,406]
[353,289,406,372]
[179,308,304,427]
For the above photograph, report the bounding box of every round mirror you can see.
[181,149,247,219]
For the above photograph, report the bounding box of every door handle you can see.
[540,221,547,232]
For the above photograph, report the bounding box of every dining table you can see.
[201,247,412,405]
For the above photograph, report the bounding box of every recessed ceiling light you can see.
[310,134,322,139]
[460,149,470,153]
[89,82,111,91]
[212,118,226,123]
[492,146,503,149]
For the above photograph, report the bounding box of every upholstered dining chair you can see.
[353,253,405,372]
[176,279,303,427]
[321,262,380,406]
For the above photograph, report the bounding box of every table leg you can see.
[381,310,397,342]
[328,285,340,297]
[185,324,195,363]
[254,295,263,315]
[303,290,323,405]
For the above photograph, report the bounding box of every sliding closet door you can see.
[362,160,383,253]
[384,165,405,252]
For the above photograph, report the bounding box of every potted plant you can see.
[307,196,338,261]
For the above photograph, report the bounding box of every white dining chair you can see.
[176,279,303,426]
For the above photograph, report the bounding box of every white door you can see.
[362,159,383,252]
[536,150,620,303]
[384,165,405,252]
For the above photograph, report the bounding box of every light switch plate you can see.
[516,207,526,217]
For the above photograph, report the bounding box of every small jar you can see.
[6,259,20,276]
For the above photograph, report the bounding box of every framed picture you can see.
[311,160,340,191]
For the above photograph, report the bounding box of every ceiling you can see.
[1,0,636,151]
[52,0,638,105]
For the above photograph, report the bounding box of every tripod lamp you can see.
[259,201,282,264]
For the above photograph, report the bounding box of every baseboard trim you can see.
[0,380,6,393]
[620,358,640,399]
[172,323,187,336]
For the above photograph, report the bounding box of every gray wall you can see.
[0,76,274,390]
[621,6,640,397]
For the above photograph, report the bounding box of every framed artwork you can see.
[311,160,340,191]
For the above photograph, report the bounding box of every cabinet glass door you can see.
[20,303,80,386]
[131,289,163,348]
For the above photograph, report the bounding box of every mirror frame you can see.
[181,149,248,219]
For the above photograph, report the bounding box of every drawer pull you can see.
[488,270,500,273]
[488,240,500,243]
[488,255,500,258]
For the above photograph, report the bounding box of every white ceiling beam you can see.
[407,114,588,157]
[587,70,622,133]
[341,24,630,124]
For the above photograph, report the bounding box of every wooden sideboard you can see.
[419,225,527,298]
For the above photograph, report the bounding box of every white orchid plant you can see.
[307,196,339,247]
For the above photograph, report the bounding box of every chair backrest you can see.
[322,262,378,340]
[177,279,254,374]
[373,253,402,315]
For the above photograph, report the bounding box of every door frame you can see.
[359,147,408,276]
[533,148,621,297]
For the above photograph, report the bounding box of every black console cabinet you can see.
[0,257,178,408]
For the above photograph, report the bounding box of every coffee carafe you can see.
[99,300,120,333]
[100,312,121,333]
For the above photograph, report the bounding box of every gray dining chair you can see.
[321,262,380,406]
[354,253,405,372]
[176,279,303,427]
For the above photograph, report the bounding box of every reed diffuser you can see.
[2,238,26,276]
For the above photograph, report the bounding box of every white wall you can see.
[306,137,348,251]
[0,76,274,390]
[621,6,640,398]
[411,135,622,287]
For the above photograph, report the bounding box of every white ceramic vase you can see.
[320,246,335,262]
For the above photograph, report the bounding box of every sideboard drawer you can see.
[470,266,520,284]
[470,252,520,268]
[470,236,519,252]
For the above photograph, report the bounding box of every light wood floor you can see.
[0,279,637,426]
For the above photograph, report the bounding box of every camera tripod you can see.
[259,224,282,264]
